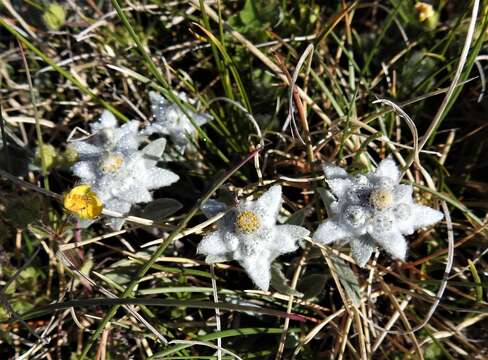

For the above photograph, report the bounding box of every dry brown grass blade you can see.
[377,279,423,359]
[372,98,420,171]
[275,249,309,360]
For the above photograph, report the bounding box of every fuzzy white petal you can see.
[205,254,232,263]
[411,204,444,229]
[77,219,95,229]
[224,232,240,252]
[198,231,227,256]
[394,184,413,203]
[109,218,126,230]
[143,123,170,136]
[255,185,282,224]
[323,163,349,179]
[397,217,415,236]
[372,230,407,260]
[240,253,272,291]
[104,198,132,230]
[195,113,211,126]
[350,236,375,267]
[149,91,168,118]
[273,225,308,253]
[143,167,179,189]
[313,219,351,244]
[94,110,117,130]
[374,157,400,183]
[104,199,132,215]
[116,121,139,139]
[100,110,117,127]
[114,121,141,153]
[326,178,352,198]
[72,161,97,182]
[118,186,153,204]
[71,141,101,156]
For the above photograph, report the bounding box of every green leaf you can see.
[228,0,280,41]
[142,138,167,167]
[468,259,483,302]
[424,342,443,360]
[316,187,336,217]
[270,263,303,297]
[285,207,308,226]
[297,274,329,299]
[138,198,183,221]
[152,327,299,358]
[331,255,361,307]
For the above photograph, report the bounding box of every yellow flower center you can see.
[370,188,394,210]
[63,184,103,219]
[99,153,124,173]
[235,210,261,233]
[415,2,434,22]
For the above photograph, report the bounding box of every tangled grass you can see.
[1,0,488,359]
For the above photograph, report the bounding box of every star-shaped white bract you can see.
[197,185,309,291]
[70,111,179,229]
[144,91,211,150]
[71,110,141,183]
[313,158,443,267]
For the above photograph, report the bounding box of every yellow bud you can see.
[62,145,79,164]
[43,3,66,30]
[415,2,434,23]
[63,185,103,220]
[35,144,57,170]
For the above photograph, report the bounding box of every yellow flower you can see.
[415,2,434,22]
[235,210,261,233]
[63,185,103,219]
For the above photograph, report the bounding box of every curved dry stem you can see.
[372,98,420,173]
[475,57,486,102]
[282,43,314,137]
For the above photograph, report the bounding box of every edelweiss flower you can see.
[70,111,179,229]
[144,91,211,150]
[197,185,309,291]
[313,158,443,267]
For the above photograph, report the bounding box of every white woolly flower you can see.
[71,110,179,229]
[197,185,309,291]
[313,157,443,267]
[144,91,211,150]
